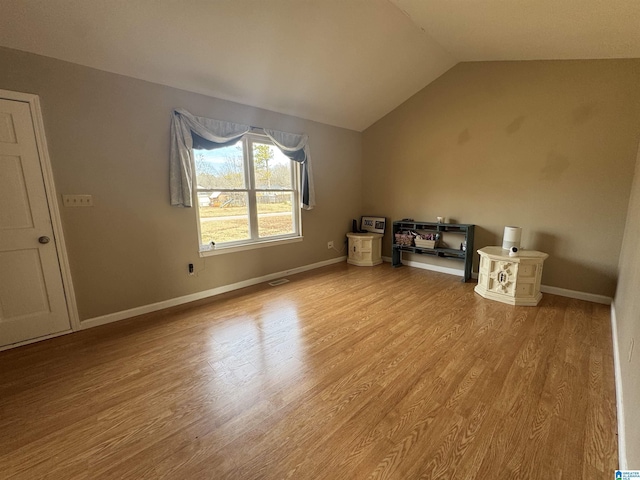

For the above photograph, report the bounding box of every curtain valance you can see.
[170,108,315,209]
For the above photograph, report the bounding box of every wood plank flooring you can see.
[0,263,618,479]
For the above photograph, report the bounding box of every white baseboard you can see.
[81,256,347,330]
[382,256,465,278]
[383,257,613,305]
[539,285,612,305]
[399,259,465,277]
[0,329,73,352]
[610,303,628,470]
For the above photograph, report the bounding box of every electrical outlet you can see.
[188,263,194,276]
[327,241,334,250]
[63,194,93,207]
[629,338,635,363]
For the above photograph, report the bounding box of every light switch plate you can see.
[63,194,93,207]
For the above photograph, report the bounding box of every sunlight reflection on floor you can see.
[205,300,305,398]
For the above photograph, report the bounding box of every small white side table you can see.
[346,232,383,267]
[474,246,548,306]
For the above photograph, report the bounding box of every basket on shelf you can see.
[394,232,414,246]
[414,231,439,249]
[414,238,436,249]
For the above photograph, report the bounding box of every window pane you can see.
[257,192,295,238]
[199,192,250,244]
[252,143,292,189]
[194,142,245,189]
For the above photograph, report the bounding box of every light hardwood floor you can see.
[0,263,617,479]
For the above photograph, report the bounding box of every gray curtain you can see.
[170,109,315,210]
[170,108,250,207]
[263,129,315,210]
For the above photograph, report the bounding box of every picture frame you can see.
[361,216,386,234]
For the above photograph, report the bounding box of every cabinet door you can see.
[488,261,517,296]
[513,263,539,299]
[359,238,372,253]
[349,238,363,261]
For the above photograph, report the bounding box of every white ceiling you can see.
[391,0,640,61]
[0,1,639,131]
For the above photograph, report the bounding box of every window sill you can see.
[199,236,303,257]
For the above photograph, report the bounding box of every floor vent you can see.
[268,278,290,287]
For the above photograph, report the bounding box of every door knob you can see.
[38,236,50,244]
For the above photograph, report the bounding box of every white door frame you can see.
[0,88,80,342]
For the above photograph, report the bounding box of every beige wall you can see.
[363,60,640,296]
[0,47,362,320]
[614,143,640,468]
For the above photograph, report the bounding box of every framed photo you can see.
[361,216,386,234]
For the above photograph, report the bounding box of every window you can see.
[193,134,301,253]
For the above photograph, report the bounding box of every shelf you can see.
[394,221,472,232]
[393,245,467,259]
[392,220,475,282]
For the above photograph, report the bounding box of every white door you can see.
[0,97,71,347]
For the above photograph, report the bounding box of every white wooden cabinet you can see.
[474,246,548,306]
[346,232,383,267]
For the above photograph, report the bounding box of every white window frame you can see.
[194,133,303,256]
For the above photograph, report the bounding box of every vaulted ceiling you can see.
[1,0,639,131]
